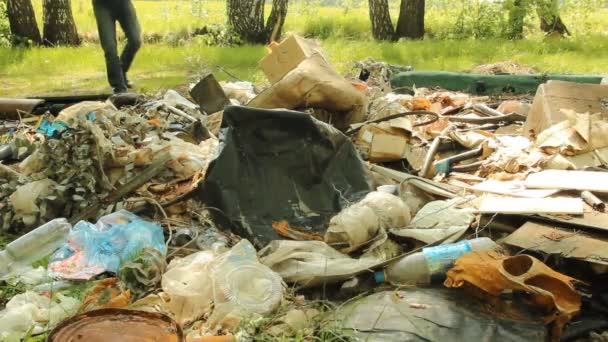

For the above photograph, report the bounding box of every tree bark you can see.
[227,0,265,43]
[265,0,289,42]
[42,0,80,46]
[536,0,570,36]
[396,0,425,39]
[507,0,525,39]
[6,0,42,44]
[227,0,289,44]
[368,0,395,41]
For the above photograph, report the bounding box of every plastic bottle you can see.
[211,240,283,314]
[0,218,71,276]
[377,237,497,286]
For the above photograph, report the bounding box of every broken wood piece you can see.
[472,180,560,198]
[525,170,608,193]
[478,196,584,215]
[504,221,608,266]
[69,152,172,224]
[582,191,605,212]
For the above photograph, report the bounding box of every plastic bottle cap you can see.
[374,271,385,284]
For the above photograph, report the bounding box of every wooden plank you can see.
[472,179,560,198]
[525,170,608,193]
[504,221,608,265]
[478,196,584,215]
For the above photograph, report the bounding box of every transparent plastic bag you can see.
[50,210,166,279]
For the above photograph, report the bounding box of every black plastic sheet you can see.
[200,106,372,247]
[336,288,547,342]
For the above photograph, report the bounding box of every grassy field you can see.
[1,1,608,97]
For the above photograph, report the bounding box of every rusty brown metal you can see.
[47,308,184,342]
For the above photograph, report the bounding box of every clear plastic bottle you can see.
[377,237,497,286]
[0,218,71,276]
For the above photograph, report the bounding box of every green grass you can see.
[2,35,608,97]
[1,1,608,96]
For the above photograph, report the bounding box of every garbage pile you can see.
[1,34,608,342]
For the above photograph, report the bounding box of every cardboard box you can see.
[524,81,608,138]
[354,122,409,163]
[259,35,327,84]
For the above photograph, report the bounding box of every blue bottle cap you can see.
[374,271,385,284]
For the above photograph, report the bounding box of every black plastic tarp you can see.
[336,288,547,342]
[200,105,373,248]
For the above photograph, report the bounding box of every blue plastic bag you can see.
[51,210,166,277]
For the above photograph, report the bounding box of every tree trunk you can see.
[396,0,425,39]
[368,0,395,41]
[536,0,570,36]
[507,0,525,39]
[42,0,80,46]
[539,15,569,36]
[265,0,289,43]
[6,0,42,44]
[227,0,265,43]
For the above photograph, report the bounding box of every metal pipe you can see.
[582,191,605,212]
[473,103,504,117]
[419,125,453,178]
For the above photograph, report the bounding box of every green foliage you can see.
[302,15,370,40]
[0,0,9,48]
[192,24,243,47]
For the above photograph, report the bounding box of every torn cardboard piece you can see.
[524,81,608,139]
[504,222,608,266]
[354,120,413,162]
[259,34,328,85]
[250,52,368,131]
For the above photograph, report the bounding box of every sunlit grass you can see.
[1,1,607,96]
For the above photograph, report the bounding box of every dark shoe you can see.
[110,92,145,108]
[113,87,128,95]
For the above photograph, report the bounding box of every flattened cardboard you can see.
[478,196,584,215]
[471,179,559,198]
[525,170,608,193]
[504,222,608,265]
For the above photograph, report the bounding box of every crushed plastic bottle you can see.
[377,238,497,286]
[210,240,284,321]
[0,218,71,277]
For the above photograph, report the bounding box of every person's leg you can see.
[92,0,127,93]
[116,0,142,83]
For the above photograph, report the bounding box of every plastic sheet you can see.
[0,291,80,340]
[259,240,382,288]
[49,210,166,280]
[161,241,284,328]
[335,288,546,341]
[161,250,217,325]
[390,198,474,244]
[325,191,411,253]
[201,105,373,247]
